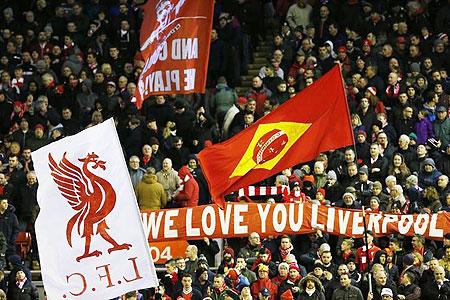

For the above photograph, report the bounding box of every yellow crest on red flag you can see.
[230,122,311,177]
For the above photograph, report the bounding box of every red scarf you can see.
[170,272,178,285]
[143,155,151,166]
[279,245,293,261]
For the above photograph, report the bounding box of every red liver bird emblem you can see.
[48,152,132,262]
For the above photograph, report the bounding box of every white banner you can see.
[33,119,157,300]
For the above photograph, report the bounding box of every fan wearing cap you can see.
[353,166,373,202]
[419,158,443,189]
[278,264,302,299]
[218,247,236,275]
[26,123,48,151]
[250,264,278,299]
[224,268,250,294]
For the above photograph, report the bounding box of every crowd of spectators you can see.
[0,0,449,299]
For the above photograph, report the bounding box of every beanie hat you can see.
[373,181,382,189]
[238,97,248,105]
[423,158,435,168]
[403,253,415,266]
[316,188,326,197]
[410,63,420,73]
[223,247,235,257]
[258,264,269,272]
[357,130,367,138]
[327,170,337,180]
[367,86,377,96]
[196,267,208,278]
[289,264,300,272]
[408,132,417,140]
[343,192,356,201]
[278,262,289,272]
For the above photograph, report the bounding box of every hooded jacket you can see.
[135,173,167,210]
[298,275,326,300]
[419,158,442,188]
[175,166,199,207]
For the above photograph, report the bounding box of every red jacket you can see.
[250,278,278,299]
[175,166,199,207]
[355,244,380,272]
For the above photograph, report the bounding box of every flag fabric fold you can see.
[32,119,158,300]
[198,65,353,207]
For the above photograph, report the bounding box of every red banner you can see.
[140,203,448,242]
[136,0,214,108]
[197,66,353,207]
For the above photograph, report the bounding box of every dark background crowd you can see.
[0,0,449,299]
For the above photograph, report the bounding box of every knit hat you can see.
[410,63,420,73]
[319,243,331,254]
[403,253,415,266]
[278,262,289,272]
[338,46,347,53]
[423,158,436,168]
[367,86,377,96]
[149,137,160,146]
[370,196,380,203]
[345,186,356,194]
[258,264,269,272]
[359,166,369,175]
[316,188,326,197]
[381,288,393,297]
[289,264,300,272]
[343,192,356,201]
[196,266,208,278]
[327,170,337,180]
[238,97,248,105]
[223,247,235,257]
[34,124,45,131]
[408,132,417,141]
[357,130,367,138]
[373,181,382,189]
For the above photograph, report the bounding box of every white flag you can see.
[32,119,158,300]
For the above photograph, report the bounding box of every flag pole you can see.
[336,63,358,162]
[361,206,372,294]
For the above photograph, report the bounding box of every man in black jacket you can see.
[0,197,19,258]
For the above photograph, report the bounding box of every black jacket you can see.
[7,278,39,300]
[0,205,19,255]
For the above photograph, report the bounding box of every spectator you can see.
[0,197,19,258]
[331,273,363,300]
[128,156,145,188]
[135,167,167,210]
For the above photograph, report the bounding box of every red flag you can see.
[135,0,214,109]
[197,65,354,207]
